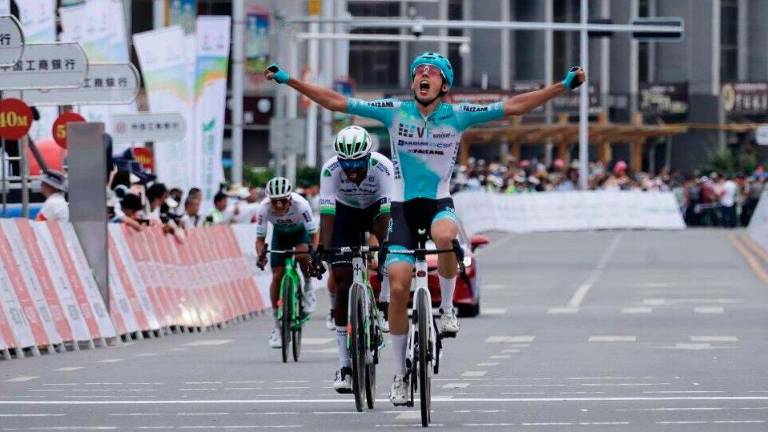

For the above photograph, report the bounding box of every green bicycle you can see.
[266,247,314,363]
[316,243,384,412]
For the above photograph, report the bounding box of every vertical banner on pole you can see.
[194,16,231,208]
[59,0,137,153]
[19,0,58,144]
[133,26,195,191]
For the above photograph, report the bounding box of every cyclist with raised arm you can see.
[314,125,394,393]
[255,177,319,349]
[265,53,585,404]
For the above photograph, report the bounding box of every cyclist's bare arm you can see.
[310,231,320,250]
[264,68,348,113]
[320,214,335,249]
[255,236,266,257]
[503,67,586,116]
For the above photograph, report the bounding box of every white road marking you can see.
[108,413,162,416]
[643,390,724,394]
[54,367,84,372]
[690,336,738,342]
[547,307,578,314]
[565,234,622,309]
[0,414,66,417]
[176,412,230,416]
[588,336,637,342]
[490,355,511,359]
[477,362,499,367]
[134,353,159,357]
[464,424,515,427]
[581,383,670,387]
[6,376,39,383]
[462,371,487,377]
[168,348,188,352]
[2,427,118,430]
[501,349,520,354]
[694,306,724,314]
[713,420,766,424]
[4,396,768,405]
[657,421,709,424]
[621,307,653,314]
[616,407,724,412]
[443,383,470,389]
[485,336,535,344]
[567,376,655,380]
[521,422,572,426]
[303,348,337,354]
[183,339,233,347]
[483,308,508,315]
[96,359,124,364]
[299,338,333,345]
[184,381,222,385]
[579,422,630,426]
[395,411,422,420]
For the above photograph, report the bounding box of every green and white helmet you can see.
[333,125,373,160]
[265,177,292,199]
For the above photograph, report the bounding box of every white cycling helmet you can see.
[334,125,373,160]
[265,177,293,199]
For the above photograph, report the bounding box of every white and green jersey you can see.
[255,192,317,237]
[347,98,505,202]
[319,152,394,215]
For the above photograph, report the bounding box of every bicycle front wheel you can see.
[416,289,431,427]
[365,299,378,410]
[281,277,292,363]
[349,283,366,412]
[292,287,303,362]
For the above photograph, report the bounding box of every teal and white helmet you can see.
[333,125,373,160]
[265,177,292,199]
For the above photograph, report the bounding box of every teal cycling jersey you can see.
[347,98,504,202]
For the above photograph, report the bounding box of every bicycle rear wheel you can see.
[416,289,431,427]
[280,277,292,363]
[292,288,303,362]
[349,283,366,412]
[365,306,378,410]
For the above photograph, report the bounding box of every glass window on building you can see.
[348,2,400,89]
[720,0,738,82]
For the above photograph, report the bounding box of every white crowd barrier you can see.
[0,222,267,359]
[453,191,685,235]
[230,224,328,304]
[747,191,768,251]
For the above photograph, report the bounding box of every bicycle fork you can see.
[406,259,436,371]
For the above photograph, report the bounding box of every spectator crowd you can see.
[451,156,767,228]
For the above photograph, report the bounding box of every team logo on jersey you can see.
[462,105,488,112]
[323,168,332,177]
[368,100,394,108]
[397,123,415,138]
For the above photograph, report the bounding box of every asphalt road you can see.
[2,229,768,431]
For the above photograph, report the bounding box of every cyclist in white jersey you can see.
[265,53,585,405]
[255,177,319,349]
[314,125,394,393]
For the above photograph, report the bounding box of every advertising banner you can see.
[19,0,58,143]
[194,16,231,207]
[134,26,195,191]
[60,0,136,153]
[245,2,271,92]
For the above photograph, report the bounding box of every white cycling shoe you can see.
[333,367,353,394]
[438,307,460,337]
[389,374,409,406]
[268,328,281,349]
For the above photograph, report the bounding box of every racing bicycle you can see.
[315,242,385,412]
[380,232,466,427]
[263,247,313,363]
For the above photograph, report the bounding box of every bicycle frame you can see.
[405,253,438,379]
[278,257,303,328]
